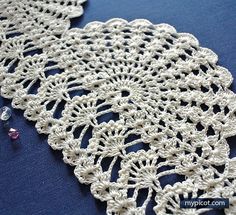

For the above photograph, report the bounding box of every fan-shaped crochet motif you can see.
[0,15,236,215]
[0,0,86,35]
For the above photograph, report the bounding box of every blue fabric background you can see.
[0,0,236,214]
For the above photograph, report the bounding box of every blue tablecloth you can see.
[0,0,236,214]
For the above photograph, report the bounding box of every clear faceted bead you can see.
[8,128,20,140]
[0,106,12,121]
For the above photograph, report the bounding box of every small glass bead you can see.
[8,128,20,140]
[0,106,12,121]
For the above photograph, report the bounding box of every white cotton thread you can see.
[0,2,236,214]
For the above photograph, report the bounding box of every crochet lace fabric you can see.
[1,2,236,214]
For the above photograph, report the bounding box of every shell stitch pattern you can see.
[0,3,236,214]
[0,0,86,35]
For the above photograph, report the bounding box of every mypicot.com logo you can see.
[180,198,229,209]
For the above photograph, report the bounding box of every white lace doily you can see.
[0,0,86,36]
[1,3,236,214]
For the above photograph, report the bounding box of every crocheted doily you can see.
[1,4,236,214]
[0,0,86,35]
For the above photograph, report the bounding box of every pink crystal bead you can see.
[8,128,20,140]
